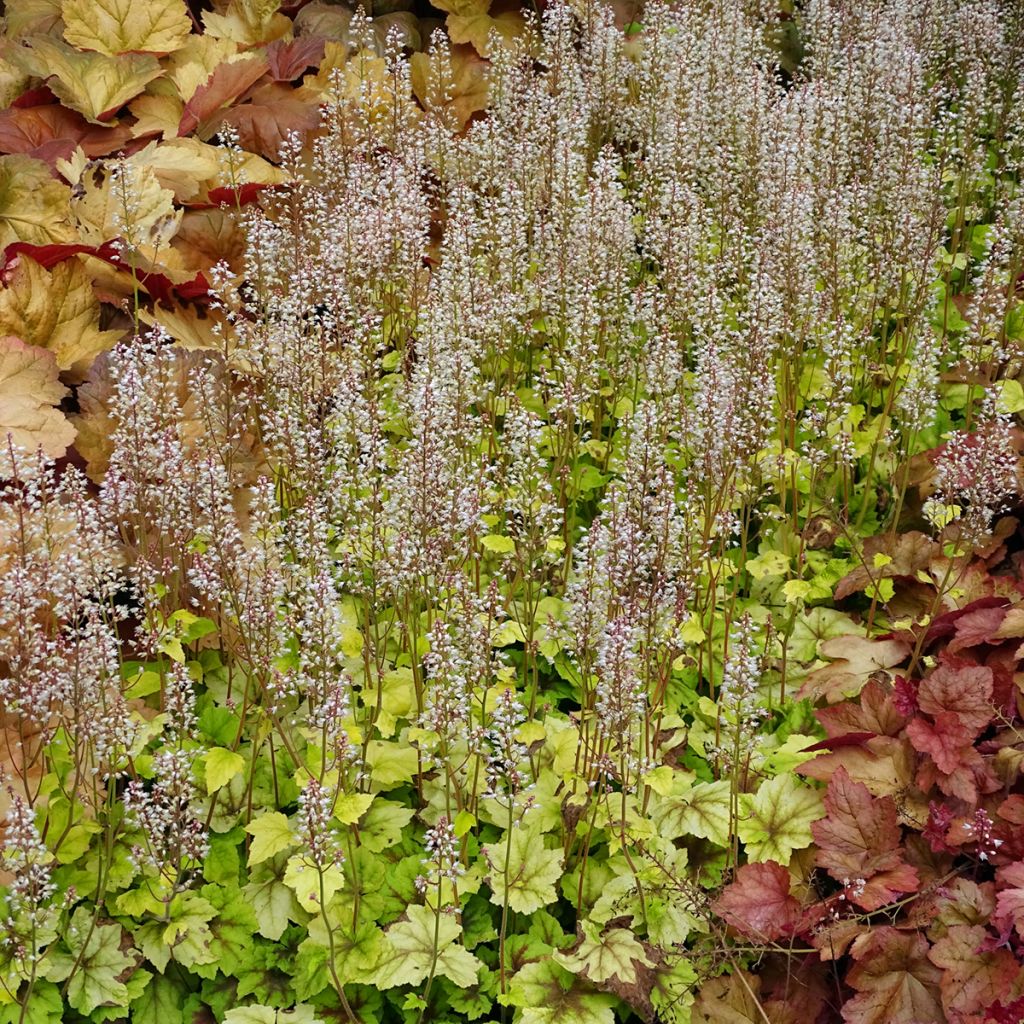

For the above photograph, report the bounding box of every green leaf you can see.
[130,973,187,1024]
[204,747,246,794]
[203,828,243,884]
[374,905,483,989]
[360,799,415,853]
[41,910,135,1015]
[507,960,616,1024]
[737,774,823,864]
[482,824,563,914]
[243,854,302,941]
[245,811,296,866]
[197,883,258,978]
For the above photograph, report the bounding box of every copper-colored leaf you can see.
[928,924,1020,1020]
[713,861,803,942]
[0,103,134,161]
[812,768,918,912]
[215,82,321,159]
[798,634,911,703]
[177,55,270,137]
[843,928,942,1024]
[916,661,994,734]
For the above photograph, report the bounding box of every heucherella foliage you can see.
[1,1,1024,1023]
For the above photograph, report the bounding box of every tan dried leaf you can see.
[61,0,192,56]
[0,336,75,458]
[0,154,74,247]
[26,37,164,124]
[0,253,122,378]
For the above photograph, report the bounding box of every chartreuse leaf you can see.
[365,740,418,788]
[284,854,345,912]
[737,773,824,864]
[0,980,63,1024]
[334,791,374,824]
[651,776,731,847]
[507,960,616,1024]
[223,1006,322,1024]
[483,824,563,914]
[204,747,246,793]
[306,915,384,986]
[555,922,653,985]
[40,909,136,1015]
[245,811,296,865]
[374,905,483,989]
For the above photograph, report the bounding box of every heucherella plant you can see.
[1,1,1024,1023]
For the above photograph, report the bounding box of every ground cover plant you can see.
[1,0,1024,1022]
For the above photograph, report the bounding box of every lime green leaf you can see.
[374,905,483,989]
[245,811,296,866]
[997,378,1024,415]
[482,533,516,554]
[507,960,616,1024]
[482,824,563,914]
[334,792,374,825]
[284,855,345,911]
[204,747,245,794]
[366,740,418,788]
[454,810,477,837]
[737,774,823,864]
[652,778,731,847]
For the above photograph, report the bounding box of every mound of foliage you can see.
[1,1,1024,1024]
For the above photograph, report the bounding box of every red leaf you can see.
[985,995,1024,1024]
[1,242,209,304]
[266,36,326,81]
[928,924,1020,1021]
[12,86,58,108]
[843,927,943,1024]
[178,56,270,138]
[191,182,274,208]
[3,241,120,271]
[917,661,994,734]
[925,596,1013,648]
[812,767,918,912]
[906,711,975,775]
[946,602,1009,652]
[713,861,803,942]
